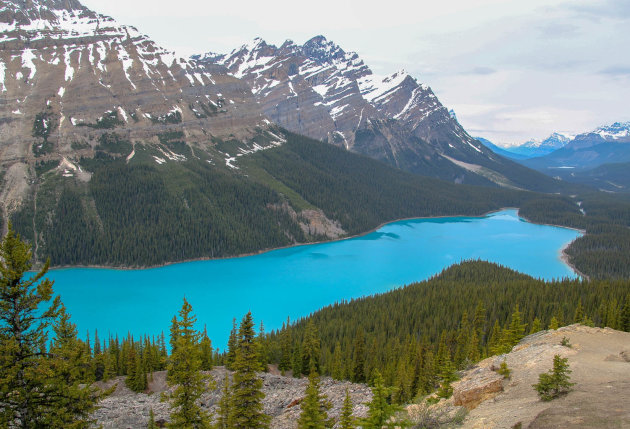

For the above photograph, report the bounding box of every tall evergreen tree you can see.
[166,299,212,428]
[339,388,355,429]
[215,373,232,429]
[230,312,269,428]
[301,320,321,376]
[297,372,332,429]
[357,370,403,428]
[0,224,100,427]
[351,330,366,383]
[225,318,238,371]
[199,326,213,371]
[278,319,292,373]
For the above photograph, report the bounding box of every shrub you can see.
[533,354,574,401]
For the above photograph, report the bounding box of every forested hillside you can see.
[262,261,630,404]
[9,129,630,278]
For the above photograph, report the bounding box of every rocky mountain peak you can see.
[301,35,346,63]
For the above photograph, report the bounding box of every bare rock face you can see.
[91,367,371,429]
[0,0,270,220]
[452,365,504,410]
[196,36,520,186]
[440,325,630,429]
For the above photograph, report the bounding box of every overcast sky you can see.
[82,0,630,146]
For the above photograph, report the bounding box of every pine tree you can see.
[297,372,332,428]
[148,408,157,429]
[529,318,542,334]
[278,319,292,373]
[331,341,344,380]
[533,354,575,401]
[166,299,213,428]
[230,311,270,428]
[352,329,366,383]
[301,320,321,376]
[573,299,584,323]
[619,296,630,332]
[0,224,100,427]
[357,370,402,428]
[258,321,269,371]
[225,318,238,371]
[200,326,213,371]
[215,373,232,429]
[487,320,502,355]
[339,388,355,429]
[549,316,559,330]
[169,316,179,354]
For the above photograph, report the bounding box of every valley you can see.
[0,0,629,428]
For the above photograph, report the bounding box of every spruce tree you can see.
[301,320,321,376]
[230,311,269,428]
[619,296,630,332]
[533,354,574,401]
[166,298,212,428]
[200,326,213,371]
[148,408,157,429]
[549,316,559,330]
[215,373,232,429]
[225,318,238,371]
[339,388,355,429]
[297,372,332,429]
[278,319,292,373]
[0,224,100,427]
[351,330,366,383]
[357,370,402,428]
[529,317,542,334]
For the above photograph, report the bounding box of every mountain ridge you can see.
[196,36,568,191]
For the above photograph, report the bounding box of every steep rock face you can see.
[0,0,270,218]
[435,325,630,429]
[196,36,527,186]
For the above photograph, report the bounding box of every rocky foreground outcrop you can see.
[439,324,630,428]
[92,367,371,429]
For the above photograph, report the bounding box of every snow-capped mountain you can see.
[522,122,630,172]
[504,132,574,159]
[0,0,268,161]
[196,36,549,187]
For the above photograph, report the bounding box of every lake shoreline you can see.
[46,207,584,274]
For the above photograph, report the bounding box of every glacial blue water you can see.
[47,209,581,349]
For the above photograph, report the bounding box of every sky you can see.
[81,0,630,146]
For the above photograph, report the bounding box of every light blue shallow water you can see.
[47,209,581,349]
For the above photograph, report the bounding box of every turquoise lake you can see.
[47,209,581,349]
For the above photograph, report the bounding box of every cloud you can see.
[468,66,497,75]
[598,65,630,77]
[566,0,630,20]
[537,23,580,38]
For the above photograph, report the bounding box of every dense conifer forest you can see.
[261,261,630,404]
[2,225,629,426]
[9,129,630,278]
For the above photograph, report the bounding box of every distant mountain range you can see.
[477,133,574,159]
[521,122,630,171]
[479,122,630,192]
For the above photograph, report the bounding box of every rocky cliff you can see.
[0,0,273,220]
[197,36,559,189]
[429,324,630,428]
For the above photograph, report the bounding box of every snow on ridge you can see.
[358,70,409,103]
[21,49,37,80]
[0,61,5,91]
[63,47,75,81]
